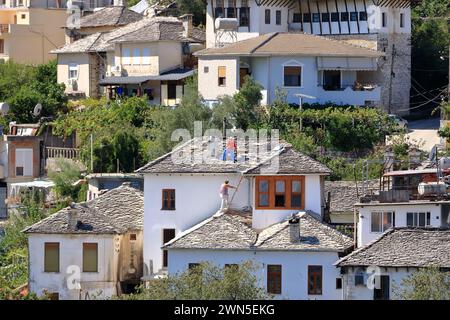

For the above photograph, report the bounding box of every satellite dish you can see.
[33,103,43,117]
[0,102,9,116]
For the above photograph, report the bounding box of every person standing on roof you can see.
[220,180,236,210]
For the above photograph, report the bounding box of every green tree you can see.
[233,76,263,130]
[48,159,83,202]
[119,261,271,300]
[394,267,450,300]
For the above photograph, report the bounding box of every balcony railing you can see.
[46,147,79,160]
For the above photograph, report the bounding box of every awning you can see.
[99,69,195,86]
[317,57,378,71]
[9,180,55,198]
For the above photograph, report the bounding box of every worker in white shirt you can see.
[219,180,236,210]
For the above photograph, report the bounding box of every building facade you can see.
[205,0,411,114]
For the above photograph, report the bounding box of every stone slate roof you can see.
[52,17,205,54]
[324,180,379,213]
[78,6,143,28]
[24,184,143,234]
[165,211,353,252]
[136,138,330,175]
[195,32,384,58]
[336,228,450,268]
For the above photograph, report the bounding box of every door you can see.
[162,229,175,268]
[374,275,390,300]
[239,68,250,88]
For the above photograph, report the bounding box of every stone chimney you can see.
[113,0,127,6]
[68,203,79,231]
[180,14,193,38]
[288,215,300,243]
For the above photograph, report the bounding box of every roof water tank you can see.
[215,18,239,30]
[418,182,447,196]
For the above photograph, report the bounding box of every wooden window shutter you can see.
[44,242,60,272]
[218,66,226,78]
[83,243,98,272]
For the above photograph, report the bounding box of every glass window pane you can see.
[407,212,413,226]
[291,194,302,207]
[276,180,285,193]
[259,180,269,192]
[383,212,392,231]
[260,194,269,206]
[44,243,59,272]
[419,213,425,226]
[371,212,381,232]
[275,194,285,207]
[426,212,430,226]
[292,181,301,193]
[83,243,98,272]
[312,13,320,22]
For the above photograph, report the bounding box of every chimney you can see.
[113,0,127,6]
[180,14,193,38]
[288,215,300,243]
[68,203,78,231]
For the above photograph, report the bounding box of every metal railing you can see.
[46,147,79,160]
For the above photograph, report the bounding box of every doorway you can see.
[162,228,175,268]
[373,275,390,300]
[240,68,250,88]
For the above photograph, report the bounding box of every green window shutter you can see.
[83,243,98,272]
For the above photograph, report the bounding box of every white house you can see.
[205,0,412,114]
[195,32,384,106]
[164,211,353,300]
[136,136,356,299]
[24,183,143,300]
[356,199,450,247]
[336,228,450,300]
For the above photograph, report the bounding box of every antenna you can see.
[33,103,43,117]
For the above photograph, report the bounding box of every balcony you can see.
[46,147,80,160]
[317,84,381,106]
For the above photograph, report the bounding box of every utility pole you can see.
[387,44,396,114]
[90,133,93,172]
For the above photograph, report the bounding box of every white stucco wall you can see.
[198,57,239,100]
[28,233,118,300]
[342,267,414,300]
[357,203,443,247]
[57,53,90,96]
[168,249,343,300]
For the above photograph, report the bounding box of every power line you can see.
[395,88,447,112]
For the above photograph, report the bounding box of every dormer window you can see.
[256,176,304,210]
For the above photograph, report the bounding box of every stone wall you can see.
[88,53,103,98]
[326,33,411,115]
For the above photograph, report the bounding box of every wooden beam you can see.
[344,0,351,34]
[325,0,332,34]
[335,0,341,34]
[354,0,360,34]
[298,0,303,31]
[364,0,370,33]
[307,0,313,33]
[316,0,323,35]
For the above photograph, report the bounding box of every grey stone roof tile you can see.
[324,180,379,213]
[336,228,450,268]
[78,6,143,28]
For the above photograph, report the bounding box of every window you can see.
[336,278,342,289]
[355,270,365,286]
[142,48,151,65]
[21,14,26,19]
[341,12,349,22]
[255,176,304,210]
[215,0,224,18]
[406,212,431,227]
[0,39,4,54]
[359,11,368,21]
[303,13,311,23]
[308,266,322,295]
[321,13,330,22]
[83,243,98,272]
[204,66,209,73]
[371,211,394,233]
[132,48,140,65]
[323,70,341,90]
[267,265,282,294]
[162,189,175,210]
[331,12,339,22]
[312,13,320,23]
[122,48,131,65]
[293,13,301,23]
[400,13,404,28]
[265,9,270,24]
[162,229,176,268]
[283,65,302,87]
[130,233,137,241]
[239,1,249,27]
[68,63,78,80]
[218,66,226,86]
[227,0,236,18]
[258,179,270,207]
[276,10,281,25]
[374,275,390,300]
[15,148,32,177]
[382,12,387,27]
[168,84,177,100]
[350,12,358,21]
[44,242,59,272]
[275,180,285,207]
